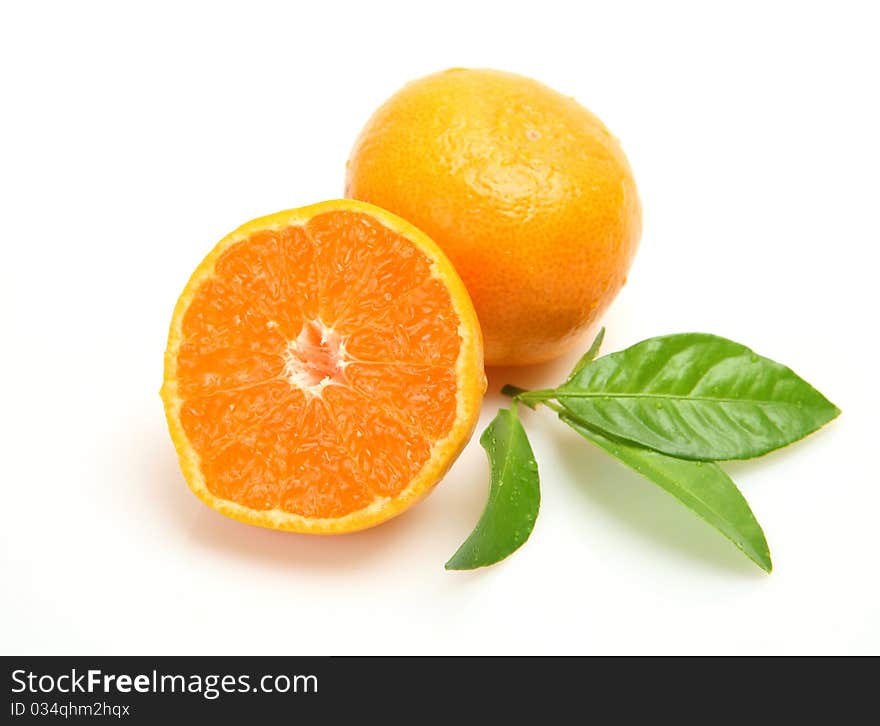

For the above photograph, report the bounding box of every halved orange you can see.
[162,200,485,533]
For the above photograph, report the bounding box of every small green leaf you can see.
[567,327,605,380]
[446,406,540,570]
[561,415,772,572]
[557,333,840,460]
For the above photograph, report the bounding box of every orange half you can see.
[162,200,485,533]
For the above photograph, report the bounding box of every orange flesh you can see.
[175,211,461,518]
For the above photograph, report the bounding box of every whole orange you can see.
[345,68,642,366]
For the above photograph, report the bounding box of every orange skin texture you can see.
[346,68,642,366]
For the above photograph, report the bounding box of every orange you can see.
[346,68,642,366]
[161,200,485,534]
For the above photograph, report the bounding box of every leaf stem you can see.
[540,399,566,415]
[500,384,529,399]
[501,384,568,415]
[508,388,558,405]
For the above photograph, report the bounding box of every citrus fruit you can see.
[161,200,485,534]
[345,68,642,366]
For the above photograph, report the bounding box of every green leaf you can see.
[557,333,840,460]
[446,406,540,570]
[567,327,606,380]
[561,414,772,572]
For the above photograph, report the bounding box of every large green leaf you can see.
[446,406,540,570]
[561,415,772,572]
[557,333,840,460]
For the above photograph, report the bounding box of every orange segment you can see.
[344,277,461,367]
[322,386,432,498]
[344,362,457,440]
[162,200,485,533]
[178,380,296,458]
[306,207,433,327]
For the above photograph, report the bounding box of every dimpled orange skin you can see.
[345,68,642,366]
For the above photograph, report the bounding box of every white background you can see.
[2,1,877,655]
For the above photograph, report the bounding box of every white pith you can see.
[283,319,350,398]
